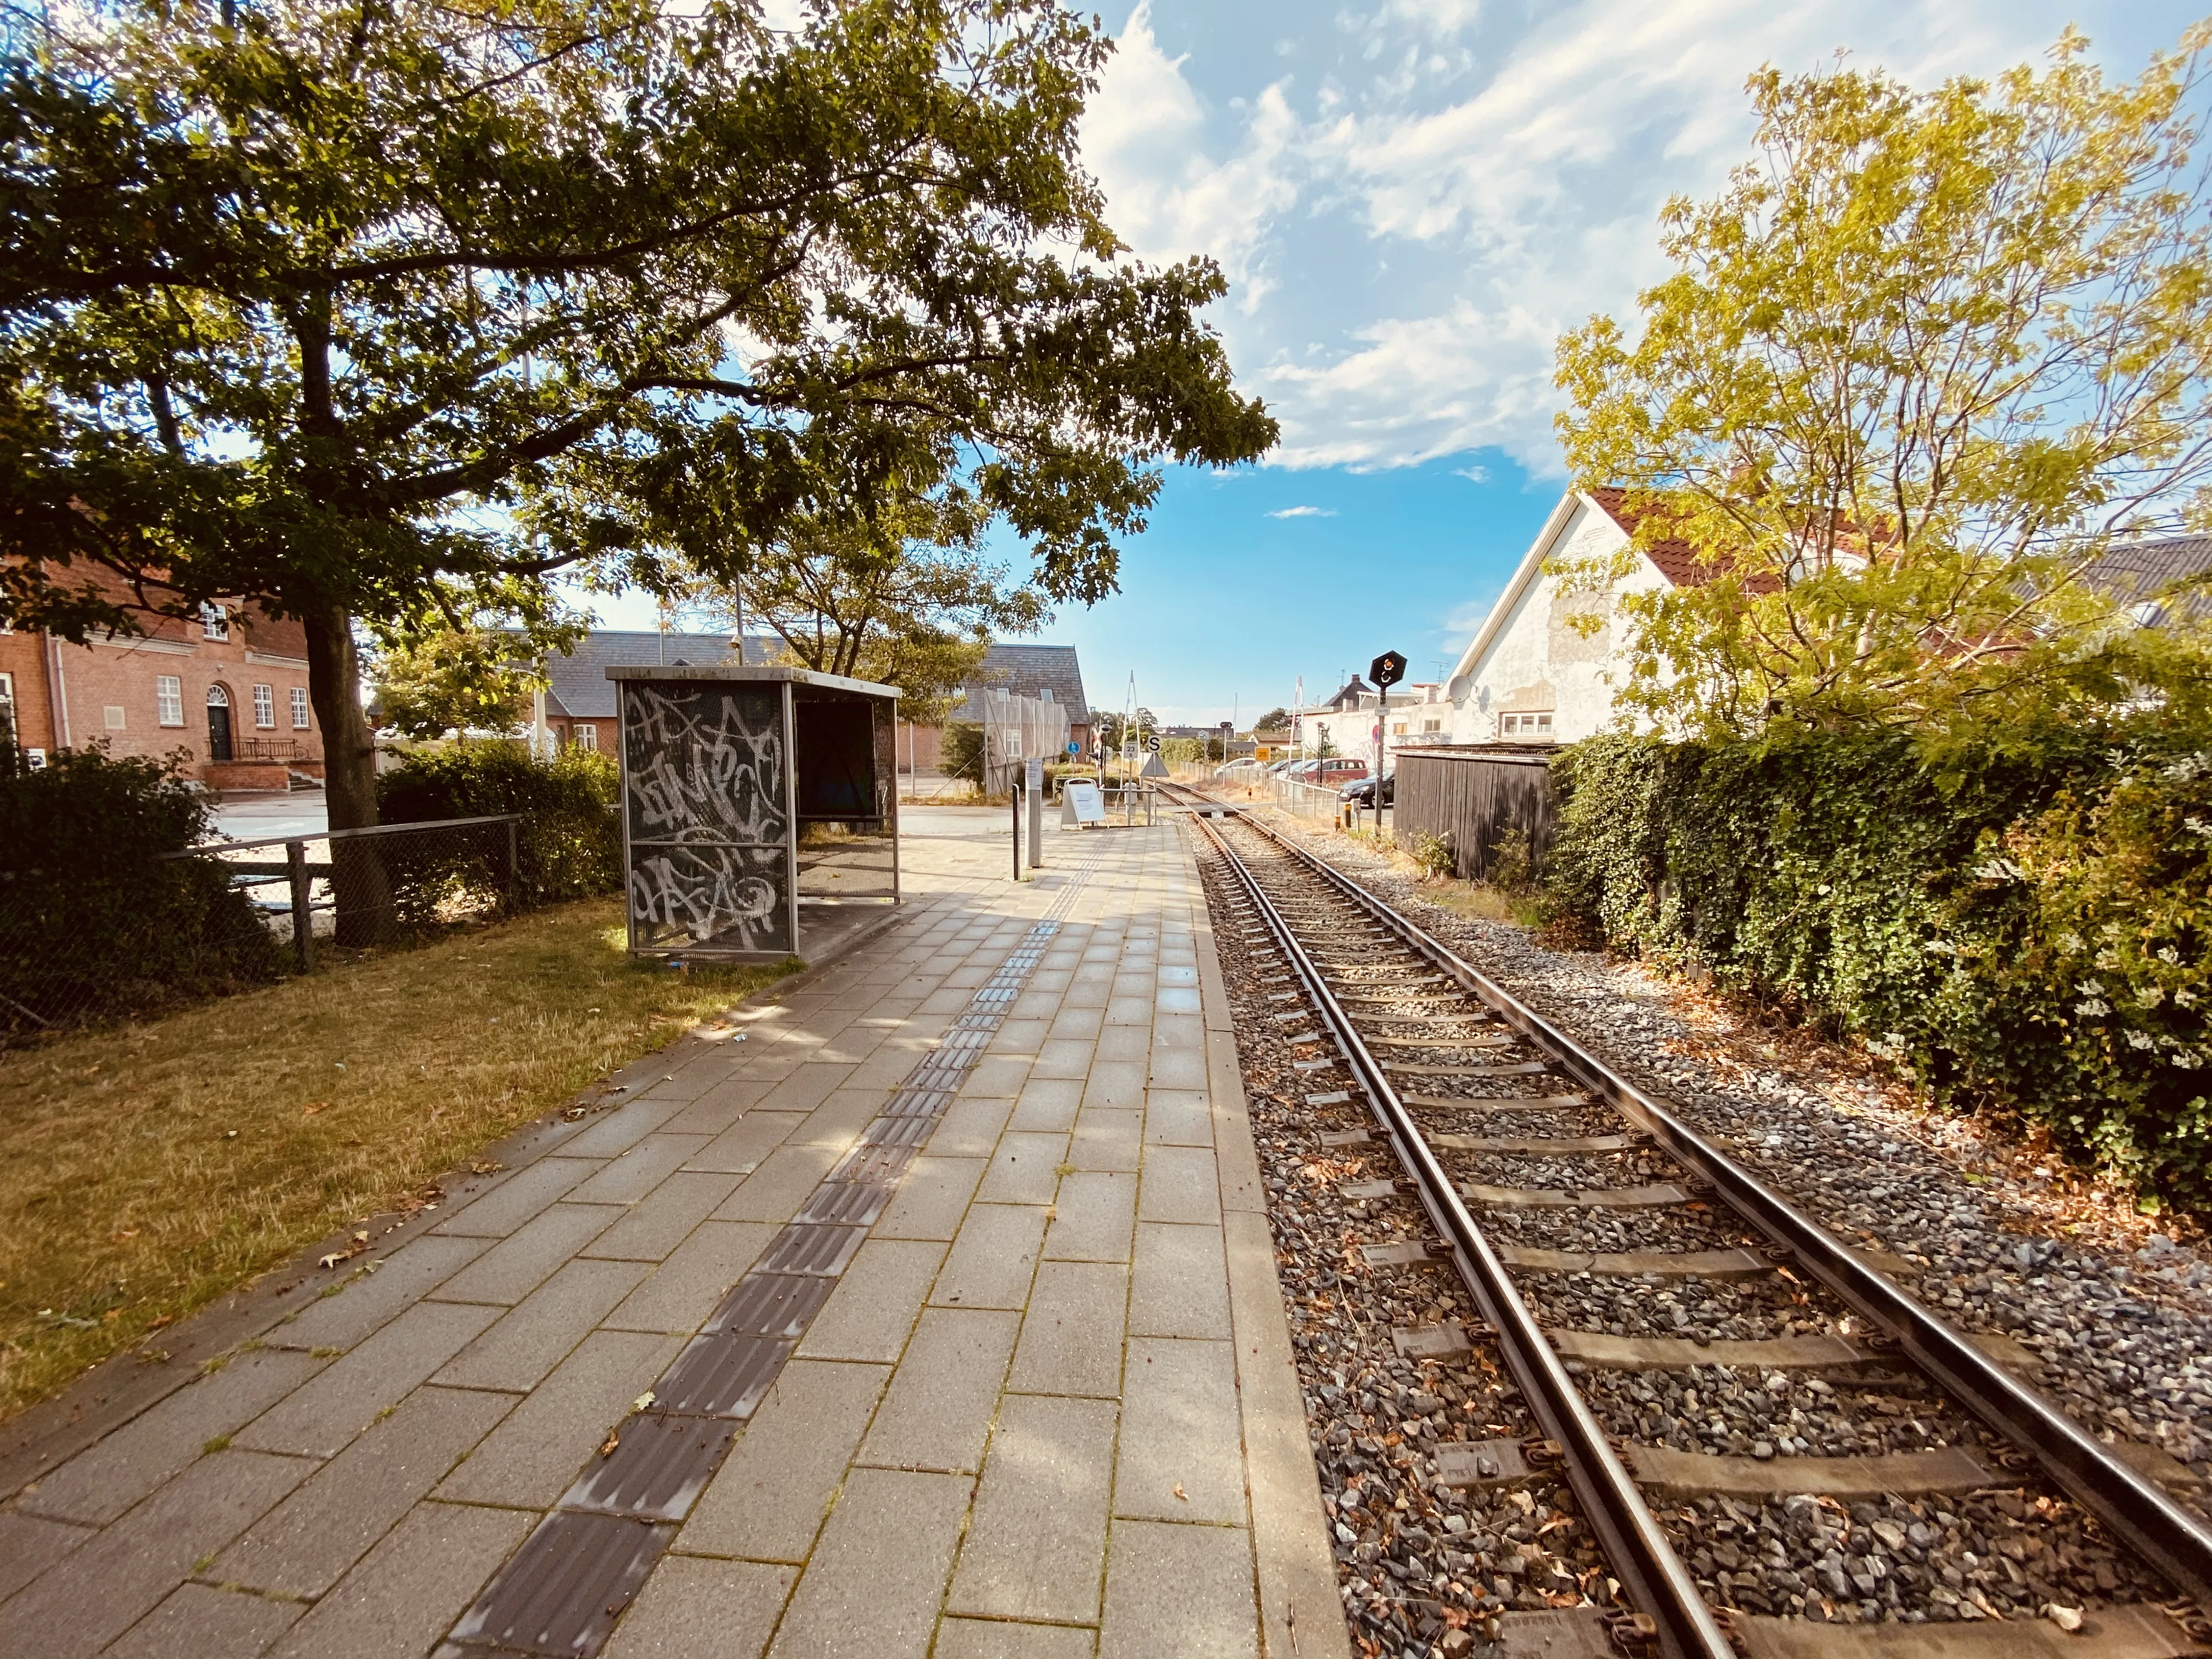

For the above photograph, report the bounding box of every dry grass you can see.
[0,899,792,1422]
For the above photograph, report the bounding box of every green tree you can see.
[1254,707,1291,733]
[2,0,1275,850]
[369,624,549,741]
[675,488,1046,726]
[1553,26,2212,739]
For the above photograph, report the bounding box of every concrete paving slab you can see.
[558,1098,689,1158]
[1137,1143,1223,1226]
[929,1094,1016,1158]
[677,1359,891,1562]
[264,1233,490,1353]
[1099,1517,1257,1659]
[931,1203,1047,1310]
[794,1238,946,1363]
[684,1109,806,1173]
[16,1347,324,1526]
[1115,1336,1246,1525]
[266,1500,534,1659]
[433,1257,651,1391]
[946,1393,1117,1623]
[603,1220,779,1335]
[0,1511,86,1603]
[104,1582,303,1659]
[431,1156,605,1238]
[1041,1170,1136,1263]
[1128,1222,1233,1340]
[583,1171,744,1262]
[1142,1087,1215,1147]
[765,1466,969,1659]
[936,1620,1098,1659]
[566,1135,714,1205]
[872,1155,986,1241]
[235,1300,502,1459]
[429,1202,627,1306]
[1005,1260,1127,1399]
[713,1143,844,1223]
[0,1447,311,1659]
[1011,1075,1086,1131]
[433,1330,684,1508]
[213,1382,511,1597]
[859,1307,1019,1474]
[975,1130,1068,1205]
[1080,1058,1146,1111]
[602,1556,795,1659]
[1069,1107,1142,1172]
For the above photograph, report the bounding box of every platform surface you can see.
[0,808,1341,1659]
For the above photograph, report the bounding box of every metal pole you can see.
[1026,764,1042,868]
[1012,776,1021,881]
[286,839,313,972]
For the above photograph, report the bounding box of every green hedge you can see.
[375,743,620,915]
[1547,727,2212,1209]
[0,746,283,1030]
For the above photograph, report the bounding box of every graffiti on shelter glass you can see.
[623,685,786,844]
[623,685,791,950]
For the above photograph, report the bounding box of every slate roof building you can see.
[537,631,777,751]
[960,644,1090,725]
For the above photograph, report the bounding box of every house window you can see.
[156,675,184,726]
[1391,722,1407,736]
[291,686,311,729]
[1499,712,1553,738]
[104,706,127,731]
[252,684,275,727]
[200,603,229,641]
[574,724,598,752]
[1422,719,1442,733]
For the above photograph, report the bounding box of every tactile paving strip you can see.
[445,863,1096,1657]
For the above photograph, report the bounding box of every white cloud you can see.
[1267,504,1338,517]
[1081,0,2172,472]
[1454,464,1491,483]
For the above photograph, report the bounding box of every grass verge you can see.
[0,898,793,1423]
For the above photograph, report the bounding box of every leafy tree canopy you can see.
[368,623,554,740]
[1553,26,2212,741]
[2,0,1276,826]
[661,480,1044,724]
[1253,706,1291,732]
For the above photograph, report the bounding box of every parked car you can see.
[1340,771,1393,808]
[1290,758,1368,787]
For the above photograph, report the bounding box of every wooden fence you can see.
[1392,744,1558,879]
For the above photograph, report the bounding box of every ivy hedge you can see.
[1545,727,2212,1210]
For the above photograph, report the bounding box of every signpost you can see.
[1025,756,1043,870]
[1368,650,1406,837]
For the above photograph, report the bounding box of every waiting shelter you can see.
[607,664,900,960]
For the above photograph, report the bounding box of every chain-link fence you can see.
[1,808,619,1045]
[1274,775,1346,820]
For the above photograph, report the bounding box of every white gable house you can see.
[1446,488,1719,744]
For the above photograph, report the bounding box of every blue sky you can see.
[600,0,2208,725]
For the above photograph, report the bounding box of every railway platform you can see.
[0,809,1342,1659]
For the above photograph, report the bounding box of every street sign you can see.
[1145,733,1160,752]
[1370,650,1407,689]
[1066,741,1080,755]
[1025,757,1043,790]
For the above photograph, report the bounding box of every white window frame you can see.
[156,675,184,727]
[1499,712,1554,738]
[574,724,599,752]
[200,603,229,641]
[291,686,311,729]
[252,683,275,727]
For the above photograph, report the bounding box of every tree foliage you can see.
[369,624,552,740]
[2,0,1276,828]
[1553,27,2212,738]
[672,488,1045,725]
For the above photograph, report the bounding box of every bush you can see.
[940,721,984,783]
[0,746,283,1031]
[1546,725,2212,1209]
[375,743,620,917]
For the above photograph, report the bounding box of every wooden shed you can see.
[1392,743,1558,881]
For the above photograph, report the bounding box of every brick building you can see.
[0,597,323,791]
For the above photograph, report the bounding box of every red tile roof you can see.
[1585,487,1786,594]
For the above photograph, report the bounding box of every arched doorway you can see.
[206,684,234,763]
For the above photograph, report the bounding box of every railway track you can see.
[1156,779,2212,1659]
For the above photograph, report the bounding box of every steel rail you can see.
[1186,805,1735,1659]
[1188,791,2212,1612]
